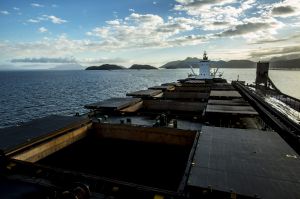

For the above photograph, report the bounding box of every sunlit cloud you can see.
[38,27,48,33]
[44,15,67,24]
[27,15,67,24]
[86,13,207,49]
[31,3,44,8]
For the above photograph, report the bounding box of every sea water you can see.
[0,69,299,128]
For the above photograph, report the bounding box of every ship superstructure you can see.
[197,51,211,79]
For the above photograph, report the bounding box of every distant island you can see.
[85,58,300,70]
[85,64,125,70]
[85,64,157,70]
[129,64,157,70]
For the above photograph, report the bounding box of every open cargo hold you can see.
[10,120,197,191]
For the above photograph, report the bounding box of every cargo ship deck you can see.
[1,74,300,199]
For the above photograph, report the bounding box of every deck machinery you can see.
[0,55,300,199]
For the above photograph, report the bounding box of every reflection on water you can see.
[0,69,299,128]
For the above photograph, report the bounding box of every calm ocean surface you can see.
[0,68,299,128]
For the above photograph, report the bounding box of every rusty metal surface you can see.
[0,115,88,152]
[188,126,300,199]
[126,89,162,97]
[206,104,258,115]
[85,97,141,110]
[94,123,196,146]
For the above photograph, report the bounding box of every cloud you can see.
[31,3,44,8]
[213,21,229,26]
[27,15,67,24]
[251,38,287,44]
[250,33,300,44]
[86,13,206,49]
[214,16,284,42]
[269,53,300,61]
[1,11,207,60]
[168,34,207,46]
[106,20,120,25]
[1,37,77,58]
[0,36,106,60]
[250,45,300,59]
[81,57,128,64]
[28,19,39,23]
[38,27,48,33]
[125,13,163,25]
[1,11,10,15]
[11,57,76,63]
[45,15,67,24]
[9,56,127,66]
[13,7,20,11]
[260,0,300,18]
[272,6,295,15]
[218,22,269,37]
[173,0,257,31]
[175,0,236,9]
[129,8,135,12]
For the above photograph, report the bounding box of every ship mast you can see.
[203,51,208,61]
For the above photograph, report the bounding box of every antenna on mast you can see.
[203,51,208,60]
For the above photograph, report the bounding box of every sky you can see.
[0,0,300,69]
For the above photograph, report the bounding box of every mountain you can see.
[160,58,256,69]
[221,60,256,68]
[160,57,197,69]
[85,58,300,70]
[129,64,157,70]
[160,58,300,69]
[270,58,300,69]
[85,64,125,70]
